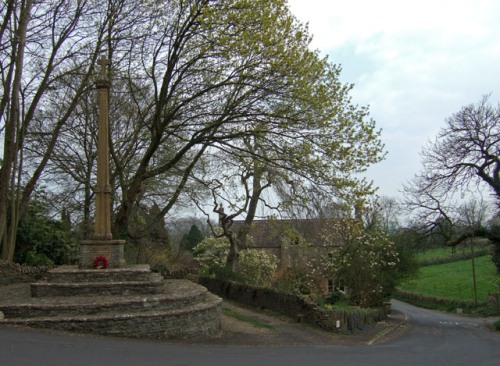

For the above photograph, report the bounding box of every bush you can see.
[12,195,78,265]
[238,249,278,287]
[272,265,324,296]
[324,290,347,305]
[493,320,500,331]
[193,236,278,286]
[193,236,230,276]
[272,266,310,294]
[321,221,400,307]
[25,251,54,267]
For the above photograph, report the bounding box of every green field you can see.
[398,255,499,302]
[416,241,491,263]
[416,246,469,261]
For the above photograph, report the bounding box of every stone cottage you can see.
[232,218,342,269]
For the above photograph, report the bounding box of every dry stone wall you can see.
[199,277,387,333]
[0,260,53,285]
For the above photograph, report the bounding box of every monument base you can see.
[79,239,126,269]
[0,265,222,341]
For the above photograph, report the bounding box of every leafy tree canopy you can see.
[1,0,385,264]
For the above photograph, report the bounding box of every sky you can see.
[287,0,500,199]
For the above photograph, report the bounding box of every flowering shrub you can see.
[238,249,278,287]
[193,236,278,286]
[193,236,230,275]
[320,220,399,307]
[272,265,325,296]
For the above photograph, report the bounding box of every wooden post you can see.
[471,240,478,306]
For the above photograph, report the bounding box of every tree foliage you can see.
[238,249,279,287]
[180,224,204,252]
[188,0,384,270]
[193,235,230,276]
[1,0,384,264]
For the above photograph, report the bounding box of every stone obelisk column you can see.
[79,55,125,269]
[94,55,112,240]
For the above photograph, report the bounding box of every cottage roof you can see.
[232,219,337,249]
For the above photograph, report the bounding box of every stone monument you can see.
[0,56,222,340]
[79,55,125,268]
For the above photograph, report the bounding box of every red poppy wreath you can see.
[93,255,108,269]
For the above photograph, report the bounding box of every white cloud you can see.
[289,0,498,50]
[287,0,500,198]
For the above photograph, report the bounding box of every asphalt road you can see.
[1,300,499,366]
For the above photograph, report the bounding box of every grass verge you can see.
[222,307,276,331]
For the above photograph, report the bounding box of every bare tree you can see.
[402,174,457,243]
[373,196,402,232]
[0,0,108,260]
[0,0,33,261]
[457,198,492,229]
[403,96,500,246]
[415,95,500,202]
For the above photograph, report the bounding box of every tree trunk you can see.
[225,163,265,271]
[0,0,32,261]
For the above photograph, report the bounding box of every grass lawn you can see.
[398,255,499,302]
